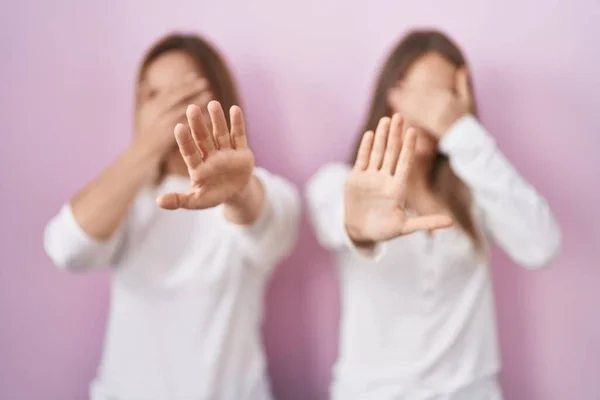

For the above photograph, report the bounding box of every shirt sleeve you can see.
[439,114,562,269]
[43,203,126,271]
[305,163,385,260]
[220,167,301,271]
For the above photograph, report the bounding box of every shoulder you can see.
[306,163,351,194]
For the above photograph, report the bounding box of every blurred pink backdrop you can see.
[1,0,599,399]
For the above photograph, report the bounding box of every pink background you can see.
[1,0,599,399]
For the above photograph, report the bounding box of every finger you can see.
[186,104,216,157]
[192,90,214,109]
[393,127,417,196]
[229,106,248,149]
[162,79,210,111]
[207,101,231,149]
[174,123,202,170]
[353,130,375,171]
[455,67,471,104]
[175,88,211,110]
[178,92,213,130]
[156,192,194,210]
[367,117,391,170]
[164,107,189,126]
[156,192,181,210]
[394,85,429,123]
[157,190,212,210]
[402,214,454,235]
[381,113,404,173]
[397,86,417,109]
[388,85,426,130]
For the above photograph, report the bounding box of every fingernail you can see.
[186,104,200,117]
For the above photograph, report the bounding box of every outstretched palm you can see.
[157,101,255,210]
[344,114,453,243]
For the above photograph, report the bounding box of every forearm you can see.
[441,115,560,266]
[223,175,265,225]
[442,116,550,217]
[71,143,160,240]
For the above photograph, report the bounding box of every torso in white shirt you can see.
[307,164,504,400]
[306,116,560,400]
[45,169,300,400]
[94,176,274,400]
[333,212,502,400]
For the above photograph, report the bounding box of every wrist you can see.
[225,175,256,206]
[128,138,163,166]
[223,175,264,225]
[438,108,469,137]
[344,220,375,247]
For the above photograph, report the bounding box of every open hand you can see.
[387,68,472,138]
[156,101,254,210]
[344,113,453,243]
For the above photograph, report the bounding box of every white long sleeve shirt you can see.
[306,115,561,400]
[44,168,300,400]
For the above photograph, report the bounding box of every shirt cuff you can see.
[44,204,122,269]
[216,167,272,236]
[57,204,121,249]
[439,114,495,157]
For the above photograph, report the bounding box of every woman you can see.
[306,29,561,399]
[44,33,300,400]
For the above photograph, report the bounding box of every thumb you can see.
[156,192,188,210]
[455,67,471,104]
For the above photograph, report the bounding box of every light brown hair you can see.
[136,33,241,123]
[135,33,242,180]
[352,29,482,248]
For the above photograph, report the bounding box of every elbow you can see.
[42,204,118,272]
[518,227,562,270]
[43,223,88,272]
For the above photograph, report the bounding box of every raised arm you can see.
[44,78,208,270]
[395,68,561,268]
[439,116,561,268]
[306,114,453,258]
[157,101,301,269]
[44,143,157,271]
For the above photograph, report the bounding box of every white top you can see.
[44,168,300,400]
[306,115,561,400]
